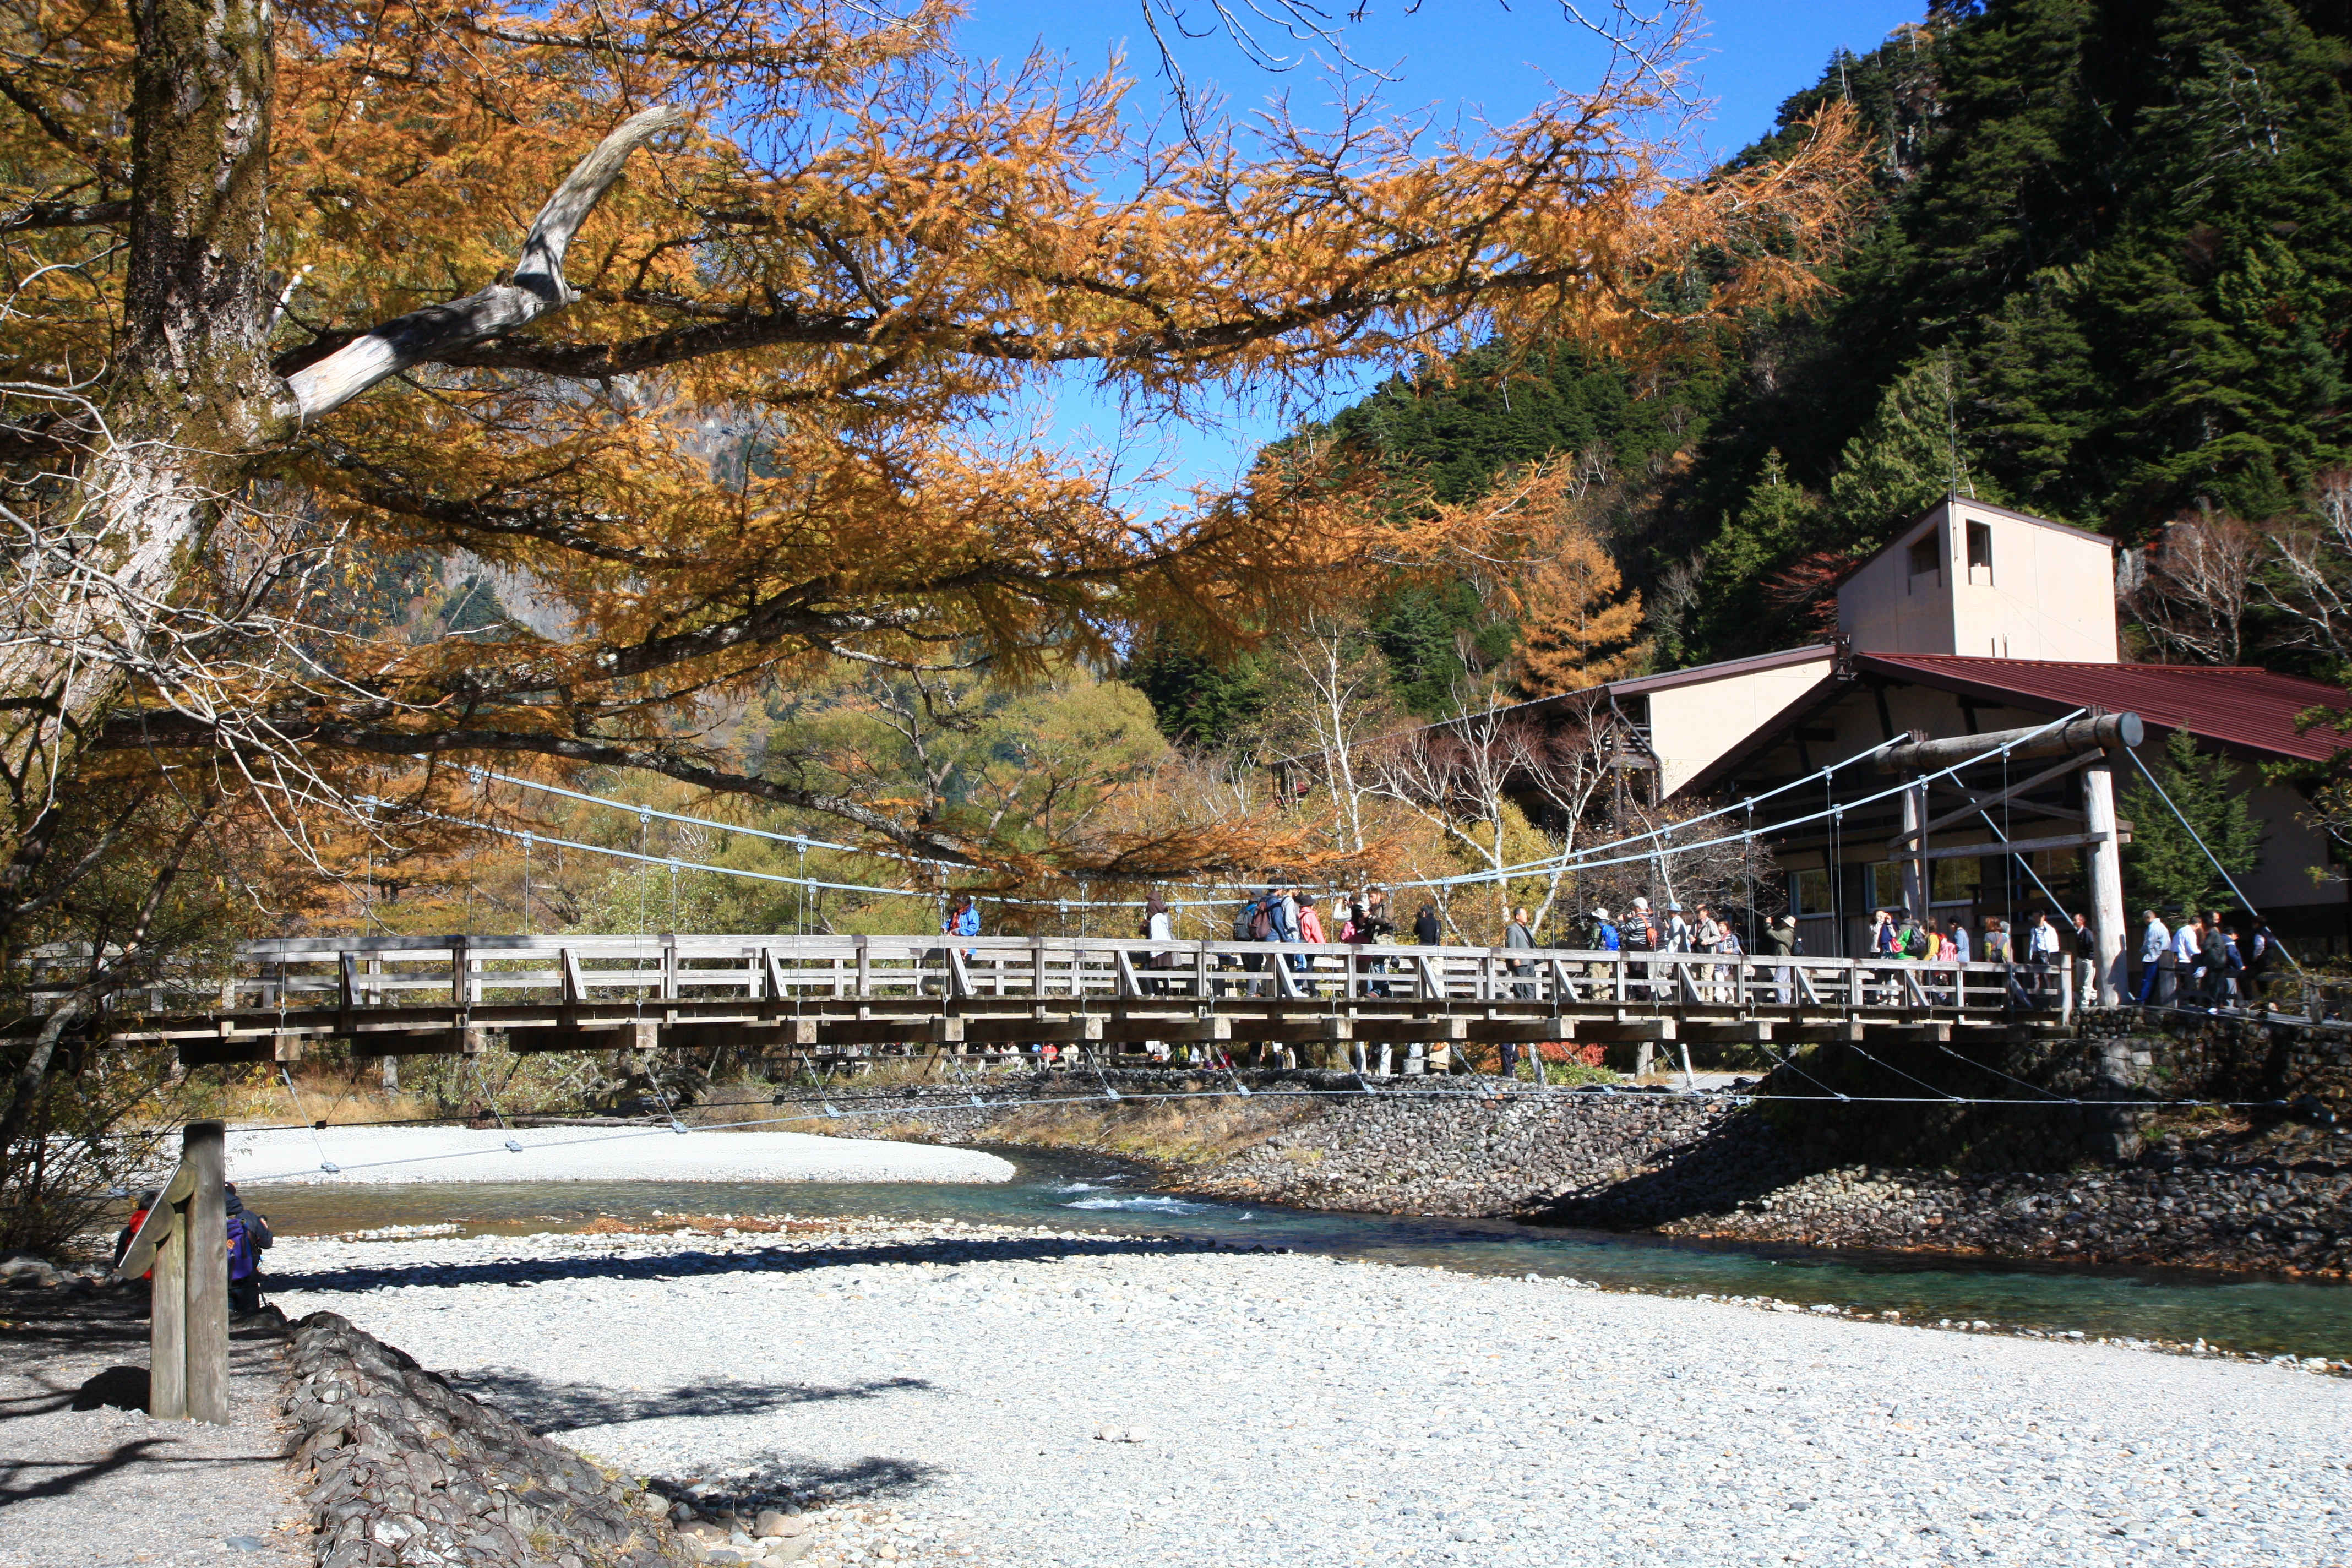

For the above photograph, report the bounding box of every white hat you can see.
[1592,907,1612,922]
[1632,896,1650,909]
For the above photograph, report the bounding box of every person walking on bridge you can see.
[2134,909,2171,1005]
[2070,910,2098,1004]
[1296,891,1327,997]
[1622,897,1659,999]
[1351,887,1394,999]
[1232,892,1266,997]
[1414,902,1442,947]
[1869,908,1899,1005]
[2197,911,2230,1008]
[1586,908,1621,1000]
[1141,894,1175,998]
[1692,903,1727,1001]
[1504,904,1537,1016]
[2026,910,2065,1007]
[2241,918,2275,1000]
[1760,913,1796,1004]
[2168,914,2202,1009]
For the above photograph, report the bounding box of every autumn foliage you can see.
[1,0,1864,888]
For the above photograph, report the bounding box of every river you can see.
[242,1144,2352,1362]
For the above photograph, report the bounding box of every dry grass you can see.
[161,1072,440,1131]
[974,1095,1320,1167]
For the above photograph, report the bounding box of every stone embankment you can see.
[1175,1088,1728,1213]
[1565,1140,2352,1275]
[283,1310,693,1568]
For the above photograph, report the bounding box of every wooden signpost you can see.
[115,1119,228,1423]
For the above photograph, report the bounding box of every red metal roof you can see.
[1855,654,2352,761]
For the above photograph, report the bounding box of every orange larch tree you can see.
[0,0,1863,887]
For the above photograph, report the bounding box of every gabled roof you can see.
[1898,494,2116,547]
[1674,651,2352,797]
[1857,654,2352,763]
[1822,494,2116,600]
[1604,642,1834,697]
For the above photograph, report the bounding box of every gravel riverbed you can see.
[265,1220,2351,1567]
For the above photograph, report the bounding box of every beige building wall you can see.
[1837,498,2120,663]
[2207,767,2345,913]
[1644,651,1837,796]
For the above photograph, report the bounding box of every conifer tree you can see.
[2119,728,2265,914]
[1826,355,2001,547]
[0,0,1864,874]
[1679,449,1825,658]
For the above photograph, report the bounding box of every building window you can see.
[1792,868,1831,915]
[1906,530,1941,590]
[1966,519,1994,585]
[1870,861,1907,910]
[1932,855,1981,904]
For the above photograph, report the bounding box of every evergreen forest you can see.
[1133,0,2352,734]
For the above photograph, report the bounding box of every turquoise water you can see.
[242,1146,2352,1362]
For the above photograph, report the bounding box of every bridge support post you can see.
[2083,753,2128,1008]
[1900,780,1928,919]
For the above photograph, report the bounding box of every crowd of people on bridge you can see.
[2133,907,2273,1006]
[939,883,2273,1021]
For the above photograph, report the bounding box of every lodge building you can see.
[1509,496,2352,985]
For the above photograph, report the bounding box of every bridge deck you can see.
[38,934,2075,1064]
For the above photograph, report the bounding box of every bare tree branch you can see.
[283,106,686,420]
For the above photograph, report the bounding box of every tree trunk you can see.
[0,0,282,824]
[0,59,673,827]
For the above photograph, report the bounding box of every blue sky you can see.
[943,1,1927,511]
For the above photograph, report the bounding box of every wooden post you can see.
[182,1120,228,1423]
[137,1121,227,1423]
[148,1188,187,1420]
[1901,780,1928,921]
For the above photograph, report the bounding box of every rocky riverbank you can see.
[758,1014,2352,1277]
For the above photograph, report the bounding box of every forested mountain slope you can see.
[1212,0,2352,703]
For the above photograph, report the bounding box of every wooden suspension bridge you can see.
[39,934,2078,1069]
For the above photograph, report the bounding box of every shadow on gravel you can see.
[0,1439,170,1504]
[446,1366,933,1434]
[646,1452,943,1510]
[271,1231,1236,1295]
[69,1366,150,1412]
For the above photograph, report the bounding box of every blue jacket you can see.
[1594,920,1620,952]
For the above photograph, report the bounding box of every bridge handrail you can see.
[220,932,2045,969]
[64,934,2070,1025]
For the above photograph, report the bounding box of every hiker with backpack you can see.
[1585,907,1621,1000]
[1231,892,1265,996]
[112,1189,161,1276]
[1621,897,1660,999]
[225,1183,273,1315]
